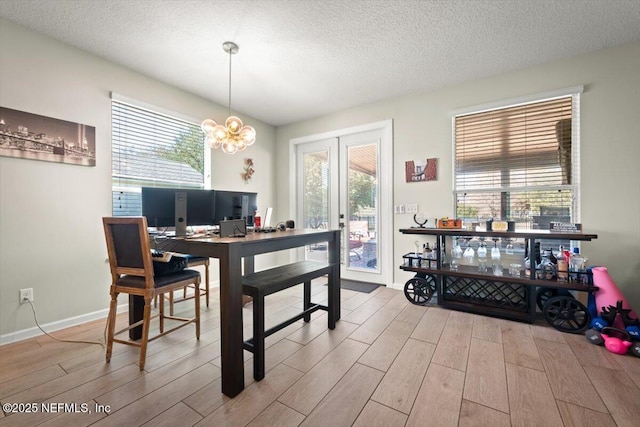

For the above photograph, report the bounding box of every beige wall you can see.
[0,19,276,340]
[277,42,640,311]
[1,17,638,340]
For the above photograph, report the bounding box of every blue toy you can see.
[591,303,618,331]
[586,269,598,318]
[627,325,640,340]
[591,317,609,331]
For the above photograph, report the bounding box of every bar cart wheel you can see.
[536,288,574,311]
[404,274,436,305]
[536,288,559,311]
[542,295,590,333]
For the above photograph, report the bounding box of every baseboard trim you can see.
[0,303,128,346]
[390,282,404,290]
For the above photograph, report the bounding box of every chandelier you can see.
[201,41,256,154]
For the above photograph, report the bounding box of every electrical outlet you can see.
[19,288,33,304]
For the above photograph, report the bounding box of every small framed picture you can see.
[405,158,437,182]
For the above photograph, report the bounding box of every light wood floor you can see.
[1,279,639,427]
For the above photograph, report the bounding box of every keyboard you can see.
[186,233,207,239]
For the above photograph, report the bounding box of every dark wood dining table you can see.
[132,228,341,397]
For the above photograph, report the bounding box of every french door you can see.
[291,120,392,285]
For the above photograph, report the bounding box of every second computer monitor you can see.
[213,190,258,226]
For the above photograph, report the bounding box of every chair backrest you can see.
[103,217,154,285]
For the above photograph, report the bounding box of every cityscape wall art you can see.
[0,106,95,166]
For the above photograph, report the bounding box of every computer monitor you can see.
[185,189,217,226]
[141,187,175,227]
[141,187,216,229]
[213,190,258,226]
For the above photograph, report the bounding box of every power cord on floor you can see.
[25,299,105,348]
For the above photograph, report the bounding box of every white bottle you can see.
[569,247,586,272]
[423,242,433,260]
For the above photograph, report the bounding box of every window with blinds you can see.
[453,94,579,231]
[111,100,205,216]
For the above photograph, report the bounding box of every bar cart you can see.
[399,227,598,333]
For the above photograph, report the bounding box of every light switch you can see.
[405,203,418,214]
[394,204,405,214]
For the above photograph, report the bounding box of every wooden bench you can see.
[242,260,336,381]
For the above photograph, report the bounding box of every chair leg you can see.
[303,280,311,322]
[169,291,174,317]
[205,260,210,308]
[139,297,152,371]
[195,279,201,339]
[106,290,118,363]
[253,292,265,381]
[159,293,165,333]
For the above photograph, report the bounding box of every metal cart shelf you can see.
[399,227,598,333]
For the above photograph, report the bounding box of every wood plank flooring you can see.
[1,280,639,426]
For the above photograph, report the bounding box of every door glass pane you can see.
[347,144,378,271]
[303,150,329,263]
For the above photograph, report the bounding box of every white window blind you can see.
[111,100,205,216]
[454,94,580,230]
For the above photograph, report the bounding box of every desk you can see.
[135,228,341,398]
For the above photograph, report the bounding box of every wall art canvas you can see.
[0,106,95,166]
[405,157,437,182]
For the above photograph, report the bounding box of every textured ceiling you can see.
[1,0,639,126]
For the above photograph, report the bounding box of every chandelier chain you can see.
[228,48,232,118]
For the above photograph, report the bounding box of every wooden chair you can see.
[102,216,200,371]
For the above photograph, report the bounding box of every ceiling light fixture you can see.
[201,41,256,154]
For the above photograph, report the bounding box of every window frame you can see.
[451,86,583,230]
